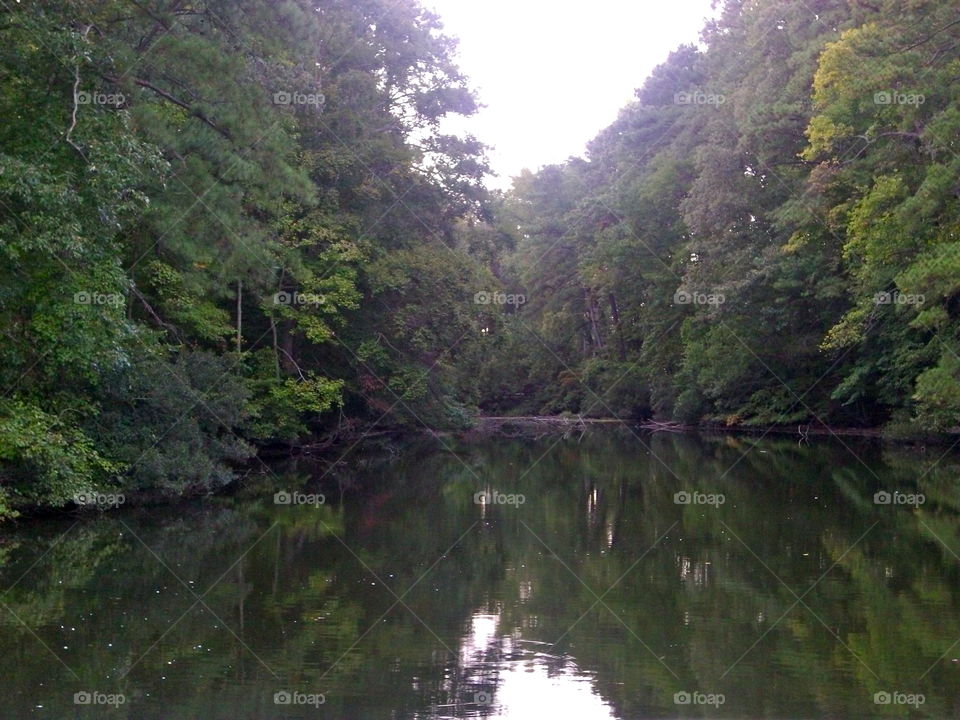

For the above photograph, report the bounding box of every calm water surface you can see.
[2,430,960,718]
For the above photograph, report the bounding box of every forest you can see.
[2,0,960,517]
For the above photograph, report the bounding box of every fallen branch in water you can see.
[467,415,689,440]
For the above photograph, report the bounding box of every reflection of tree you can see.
[489,433,960,718]
[0,433,959,717]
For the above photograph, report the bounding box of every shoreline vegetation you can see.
[3,0,960,521]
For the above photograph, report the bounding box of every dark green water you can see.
[2,430,960,718]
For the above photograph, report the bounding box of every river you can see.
[1,429,958,717]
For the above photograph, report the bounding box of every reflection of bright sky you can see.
[451,613,617,719]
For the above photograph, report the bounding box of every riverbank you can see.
[468,415,892,439]
[280,415,940,457]
[3,415,945,521]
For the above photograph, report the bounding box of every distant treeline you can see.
[479,0,960,441]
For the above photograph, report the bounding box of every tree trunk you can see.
[270,317,282,379]
[281,323,296,374]
[609,292,626,361]
[235,278,243,356]
[585,289,605,353]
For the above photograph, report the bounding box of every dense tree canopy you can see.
[2,0,959,516]
[0,0,494,517]
[478,0,960,436]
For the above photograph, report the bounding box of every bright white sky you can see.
[428,0,717,189]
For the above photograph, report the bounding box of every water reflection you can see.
[446,612,616,719]
[1,430,959,718]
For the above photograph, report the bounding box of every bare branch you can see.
[103,74,233,140]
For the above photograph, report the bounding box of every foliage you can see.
[0,0,490,514]
[479,0,960,438]
[3,0,960,515]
